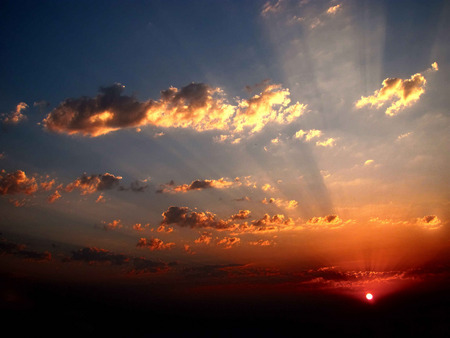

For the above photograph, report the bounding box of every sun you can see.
[365,293,373,300]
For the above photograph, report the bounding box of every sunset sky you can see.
[1,0,449,334]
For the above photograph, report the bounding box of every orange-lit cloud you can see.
[417,215,442,230]
[0,170,38,195]
[229,210,251,220]
[47,190,61,203]
[216,236,240,249]
[43,82,306,137]
[65,173,122,195]
[136,237,175,251]
[102,219,123,231]
[355,66,437,116]
[194,232,213,245]
[1,102,28,124]
[306,215,345,229]
[158,178,235,193]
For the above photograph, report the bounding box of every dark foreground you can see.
[1,273,449,337]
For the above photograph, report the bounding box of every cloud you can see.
[216,236,240,249]
[160,206,233,230]
[315,137,336,147]
[229,210,251,220]
[194,232,213,245]
[262,197,298,209]
[70,247,129,265]
[136,237,175,251]
[130,257,169,274]
[326,4,341,15]
[0,237,52,262]
[1,102,28,124]
[48,190,61,203]
[249,239,273,246]
[0,170,38,195]
[261,0,284,17]
[294,129,322,141]
[233,83,306,134]
[43,81,306,137]
[158,178,235,193]
[102,219,123,231]
[306,215,345,229]
[65,173,122,195]
[355,66,435,116]
[416,215,442,230]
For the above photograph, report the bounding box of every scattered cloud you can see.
[262,197,298,209]
[355,64,438,116]
[158,178,235,193]
[0,170,38,196]
[194,232,213,245]
[102,219,123,231]
[326,4,341,15]
[65,173,122,195]
[216,236,240,249]
[1,102,28,124]
[316,137,336,147]
[294,129,322,141]
[261,0,284,17]
[136,237,175,251]
[48,190,61,203]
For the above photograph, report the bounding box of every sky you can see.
[1,0,449,335]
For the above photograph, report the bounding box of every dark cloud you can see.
[160,206,232,230]
[0,237,51,262]
[43,83,151,137]
[70,247,129,265]
[130,257,169,274]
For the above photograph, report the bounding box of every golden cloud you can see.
[43,82,306,137]
[355,71,430,116]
